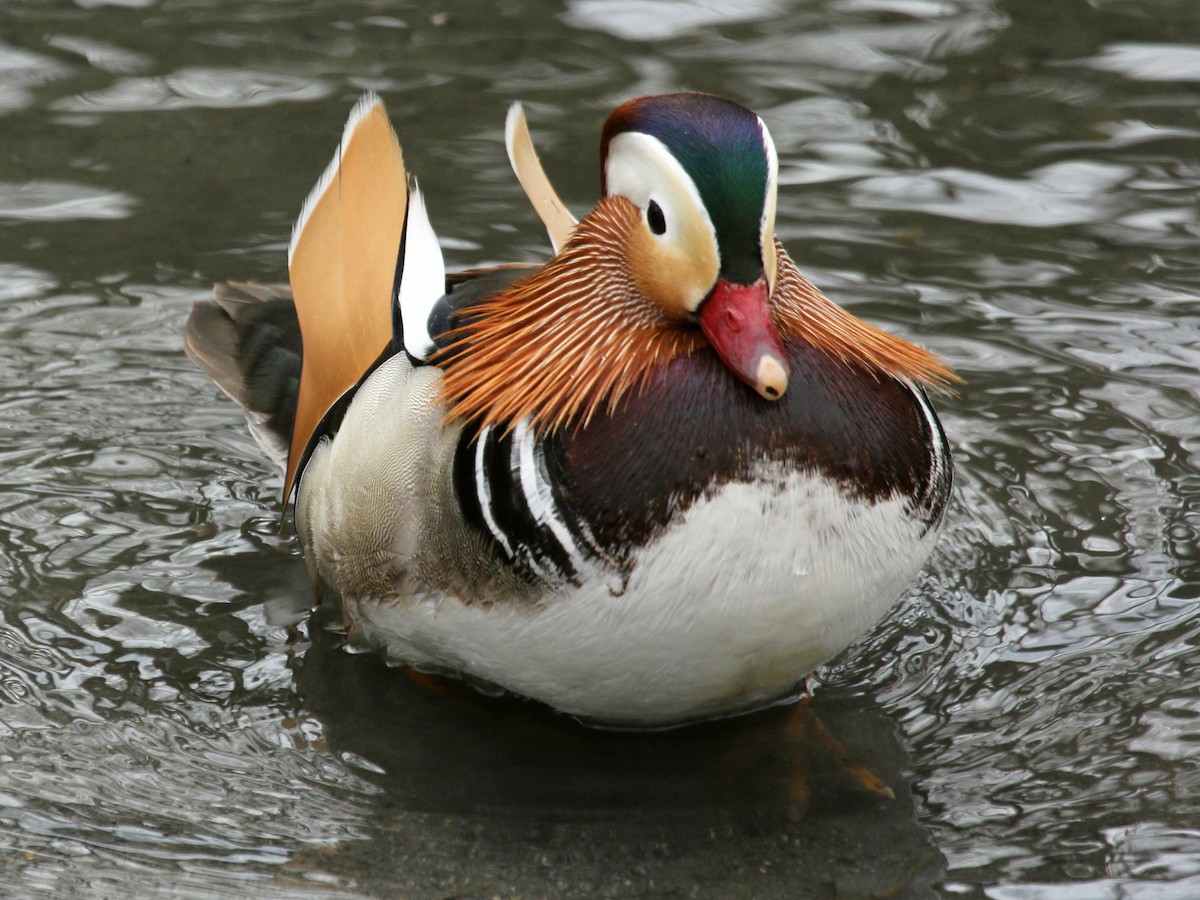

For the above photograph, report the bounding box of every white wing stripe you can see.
[396,180,444,361]
[513,418,588,571]
[474,425,514,557]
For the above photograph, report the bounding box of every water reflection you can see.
[1084,43,1200,83]
[44,35,150,76]
[53,68,332,114]
[564,0,786,41]
[850,161,1132,227]
[293,604,945,897]
[0,180,135,221]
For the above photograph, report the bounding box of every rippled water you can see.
[3,0,1200,896]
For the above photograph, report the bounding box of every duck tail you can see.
[184,282,302,474]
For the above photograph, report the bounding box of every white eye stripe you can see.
[606,126,778,280]
[604,131,722,313]
[604,131,716,248]
[757,116,779,290]
[758,117,778,245]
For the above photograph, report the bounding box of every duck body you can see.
[298,336,947,726]
[186,92,954,728]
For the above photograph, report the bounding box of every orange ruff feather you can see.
[434,199,957,434]
[771,246,960,395]
[434,197,702,433]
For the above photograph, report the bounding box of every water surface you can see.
[2,0,1200,896]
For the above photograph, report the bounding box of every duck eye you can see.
[646,199,666,236]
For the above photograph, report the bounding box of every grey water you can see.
[2,0,1200,896]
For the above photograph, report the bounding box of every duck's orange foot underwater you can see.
[782,699,895,813]
[719,697,896,820]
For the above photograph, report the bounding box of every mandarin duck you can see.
[184,92,955,728]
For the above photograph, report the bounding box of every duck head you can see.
[600,93,787,401]
[436,93,954,434]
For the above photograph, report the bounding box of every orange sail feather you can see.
[284,94,408,503]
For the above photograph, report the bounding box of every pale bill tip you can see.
[755,354,788,400]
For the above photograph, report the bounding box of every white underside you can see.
[298,356,939,727]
